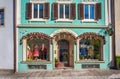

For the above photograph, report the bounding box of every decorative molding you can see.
[50,29,78,38]
[56,0,72,3]
[17,24,108,28]
[30,0,46,3]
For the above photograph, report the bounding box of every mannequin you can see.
[39,43,47,60]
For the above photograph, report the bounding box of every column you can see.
[22,39,27,61]
[77,39,80,61]
[74,40,77,62]
[50,38,53,62]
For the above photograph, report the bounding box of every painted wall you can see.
[115,0,120,56]
[19,0,106,26]
[16,0,110,72]
[17,28,110,72]
[0,0,13,69]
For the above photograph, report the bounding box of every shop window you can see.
[78,33,105,61]
[21,32,50,62]
[26,3,49,20]
[0,9,4,26]
[27,39,49,61]
[78,3,101,21]
[53,3,76,20]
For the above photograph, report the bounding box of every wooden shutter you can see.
[78,3,84,20]
[95,3,101,20]
[53,3,58,20]
[70,3,76,19]
[26,3,32,19]
[44,3,50,19]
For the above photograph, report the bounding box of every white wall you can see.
[0,0,13,69]
[115,0,120,56]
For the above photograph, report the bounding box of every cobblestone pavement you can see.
[0,69,120,79]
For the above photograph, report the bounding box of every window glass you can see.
[27,39,49,61]
[33,4,38,18]
[65,4,69,19]
[79,38,101,60]
[84,4,89,19]
[39,4,44,18]
[60,4,64,18]
[59,4,70,19]
[90,4,95,19]
[84,4,95,20]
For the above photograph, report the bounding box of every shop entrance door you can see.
[58,40,69,67]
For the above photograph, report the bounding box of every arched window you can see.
[21,32,51,61]
[78,32,105,61]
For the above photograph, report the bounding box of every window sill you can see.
[28,19,47,22]
[21,60,51,65]
[75,60,105,63]
[81,19,97,23]
[55,19,73,22]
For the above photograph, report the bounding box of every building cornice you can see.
[17,24,108,28]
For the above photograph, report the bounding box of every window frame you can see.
[81,2,98,22]
[58,4,70,20]
[31,3,45,21]
[28,1,48,21]
[0,8,5,27]
[79,38,104,62]
[55,2,73,22]
[22,38,50,62]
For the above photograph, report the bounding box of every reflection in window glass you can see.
[60,4,64,18]
[33,4,44,19]
[90,5,95,19]
[39,4,44,18]
[65,4,69,19]
[85,5,89,19]
[84,4,95,20]
[27,39,49,61]
[59,4,70,19]
[79,38,101,60]
[34,4,38,18]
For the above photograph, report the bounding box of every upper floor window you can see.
[59,4,70,19]
[0,9,4,26]
[84,4,95,20]
[26,3,49,20]
[53,3,76,21]
[33,4,44,19]
[78,3,101,22]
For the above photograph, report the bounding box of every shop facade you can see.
[15,0,113,72]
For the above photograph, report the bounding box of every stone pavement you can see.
[0,69,120,79]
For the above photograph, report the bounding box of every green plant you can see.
[55,58,59,63]
[116,56,120,69]
[107,28,114,36]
